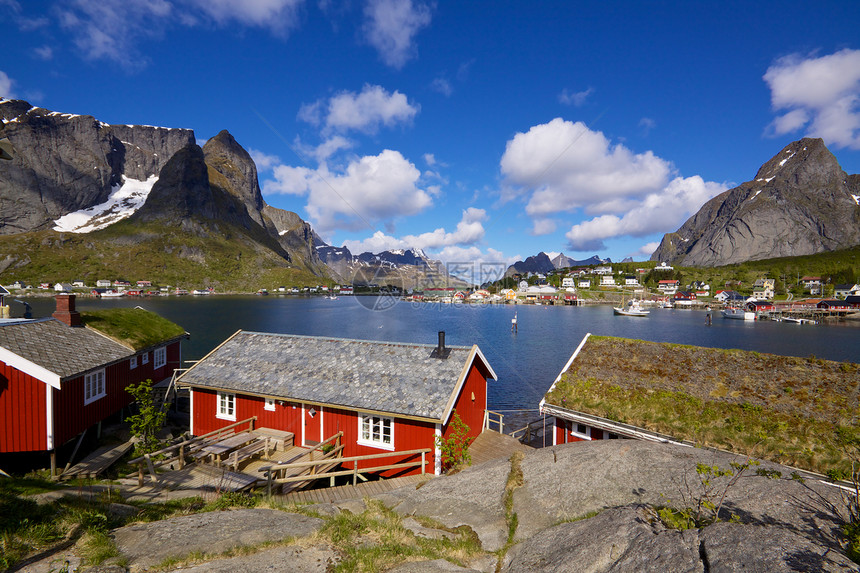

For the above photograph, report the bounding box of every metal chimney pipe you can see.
[437,331,445,355]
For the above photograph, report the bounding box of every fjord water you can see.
[27,296,860,415]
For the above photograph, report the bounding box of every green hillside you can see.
[0,218,328,292]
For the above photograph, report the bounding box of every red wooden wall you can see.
[0,338,182,453]
[0,362,47,452]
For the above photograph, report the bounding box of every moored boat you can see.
[614,299,650,317]
[721,307,755,320]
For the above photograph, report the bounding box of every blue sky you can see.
[2,1,860,278]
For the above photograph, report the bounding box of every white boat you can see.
[614,299,650,317]
[100,290,124,298]
[721,307,755,320]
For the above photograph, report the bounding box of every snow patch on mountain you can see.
[53,175,158,233]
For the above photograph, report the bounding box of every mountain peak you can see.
[651,138,860,266]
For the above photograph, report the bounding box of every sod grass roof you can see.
[543,335,860,475]
[80,307,187,351]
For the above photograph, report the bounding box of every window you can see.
[264,398,275,411]
[129,356,137,369]
[358,414,394,450]
[153,346,166,369]
[141,352,149,365]
[217,392,236,421]
[84,369,106,404]
[570,423,590,440]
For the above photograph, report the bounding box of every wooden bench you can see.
[226,437,272,472]
[253,428,295,450]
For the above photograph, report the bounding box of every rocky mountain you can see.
[0,98,327,286]
[317,244,471,288]
[651,138,860,267]
[0,99,194,235]
[505,252,608,277]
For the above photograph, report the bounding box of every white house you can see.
[561,277,575,289]
[53,283,73,293]
[96,280,112,288]
[600,276,616,286]
[578,279,591,289]
[624,276,639,286]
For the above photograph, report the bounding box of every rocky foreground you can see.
[28,440,858,572]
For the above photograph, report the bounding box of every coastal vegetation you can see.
[80,308,186,351]
[544,336,860,476]
[0,219,324,293]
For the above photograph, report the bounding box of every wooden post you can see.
[50,450,57,479]
[138,462,144,486]
[144,454,159,483]
[179,444,185,469]
[267,471,272,498]
[421,451,425,475]
[353,461,358,485]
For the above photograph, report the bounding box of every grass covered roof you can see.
[81,307,187,351]
[544,335,860,476]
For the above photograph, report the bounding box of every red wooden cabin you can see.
[0,295,186,467]
[177,331,497,476]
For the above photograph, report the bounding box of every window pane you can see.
[382,420,391,444]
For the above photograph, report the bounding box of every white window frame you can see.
[217,391,236,421]
[141,352,149,365]
[84,369,106,405]
[264,398,276,411]
[153,346,166,369]
[129,356,137,370]
[357,414,395,451]
[570,422,591,440]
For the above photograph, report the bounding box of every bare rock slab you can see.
[502,505,859,573]
[388,558,483,572]
[391,456,511,551]
[512,441,846,546]
[160,544,339,572]
[112,508,323,570]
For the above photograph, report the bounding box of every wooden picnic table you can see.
[199,432,257,465]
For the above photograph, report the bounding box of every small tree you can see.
[436,413,473,473]
[125,379,166,455]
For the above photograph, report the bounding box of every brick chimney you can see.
[53,294,82,327]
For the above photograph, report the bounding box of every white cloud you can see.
[0,70,16,98]
[56,0,305,68]
[342,207,487,253]
[33,45,53,60]
[249,149,281,172]
[431,77,452,96]
[531,218,557,236]
[564,175,727,251]
[362,0,431,69]
[262,149,432,233]
[764,49,860,149]
[639,117,656,136]
[637,242,660,257]
[58,0,173,68]
[300,84,419,135]
[500,118,673,217]
[423,153,436,166]
[184,0,304,35]
[558,87,593,107]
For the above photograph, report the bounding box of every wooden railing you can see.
[127,416,258,485]
[260,438,430,496]
[484,409,504,433]
[509,417,550,445]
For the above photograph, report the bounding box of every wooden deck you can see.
[282,473,432,504]
[155,463,259,492]
[61,439,135,480]
[469,430,532,466]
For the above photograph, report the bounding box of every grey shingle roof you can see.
[177,332,490,421]
[0,318,133,380]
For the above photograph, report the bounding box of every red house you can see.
[0,295,187,469]
[177,331,497,476]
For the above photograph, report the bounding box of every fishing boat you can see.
[613,299,650,317]
[99,289,124,298]
[721,307,755,320]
